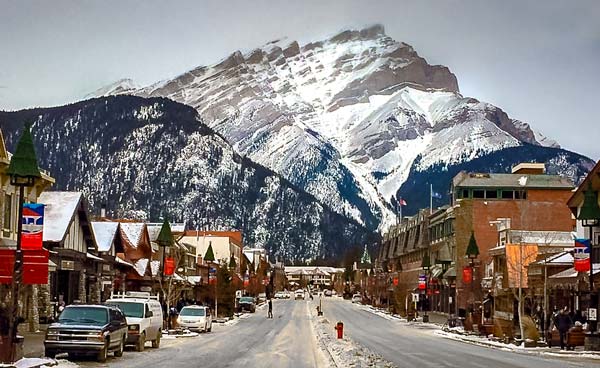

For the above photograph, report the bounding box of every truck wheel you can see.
[207,323,212,332]
[114,336,125,357]
[136,332,145,352]
[152,331,161,348]
[97,341,108,362]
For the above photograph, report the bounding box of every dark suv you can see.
[237,296,256,313]
[44,304,128,362]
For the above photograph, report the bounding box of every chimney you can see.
[100,203,107,218]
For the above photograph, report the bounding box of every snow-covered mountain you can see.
[98,24,590,229]
[0,96,376,262]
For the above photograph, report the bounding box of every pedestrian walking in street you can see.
[268,299,273,319]
[556,307,573,350]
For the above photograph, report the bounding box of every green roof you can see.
[466,232,480,258]
[204,242,215,262]
[6,124,41,179]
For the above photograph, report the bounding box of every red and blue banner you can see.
[574,238,591,272]
[22,203,44,250]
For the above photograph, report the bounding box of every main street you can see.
[77,300,327,368]
[320,297,600,368]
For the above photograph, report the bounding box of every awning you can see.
[443,266,456,278]
[187,276,202,285]
[549,264,600,279]
[430,265,443,278]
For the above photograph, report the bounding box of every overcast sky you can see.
[1,0,599,159]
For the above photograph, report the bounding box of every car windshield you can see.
[180,308,206,317]
[59,307,108,325]
[239,297,254,303]
[106,301,144,318]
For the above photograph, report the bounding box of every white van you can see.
[106,292,163,351]
[177,305,212,332]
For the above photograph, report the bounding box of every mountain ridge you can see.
[0,95,377,261]
[92,25,591,228]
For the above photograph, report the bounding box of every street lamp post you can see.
[5,125,42,363]
[577,183,600,333]
[421,253,430,322]
[465,232,480,326]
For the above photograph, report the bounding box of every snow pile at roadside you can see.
[435,330,600,359]
[1,358,80,368]
[311,315,396,368]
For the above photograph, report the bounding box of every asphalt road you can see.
[320,297,600,368]
[76,299,326,368]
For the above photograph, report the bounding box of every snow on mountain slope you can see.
[98,24,568,230]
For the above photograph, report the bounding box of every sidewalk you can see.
[17,324,47,358]
[359,305,600,358]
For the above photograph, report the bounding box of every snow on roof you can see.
[38,191,82,243]
[120,223,146,248]
[133,258,149,276]
[535,251,574,265]
[550,264,600,279]
[91,222,119,252]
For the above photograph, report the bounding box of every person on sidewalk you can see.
[268,299,273,319]
[556,307,573,350]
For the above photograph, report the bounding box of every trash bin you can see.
[422,314,429,323]
[335,321,343,339]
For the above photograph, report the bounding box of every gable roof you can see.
[120,222,146,248]
[182,230,243,246]
[568,160,600,211]
[0,129,8,163]
[91,222,120,252]
[39,191,83,243]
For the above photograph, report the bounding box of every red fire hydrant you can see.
[335,321,344,339]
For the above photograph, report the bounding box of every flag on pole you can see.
[431,191,443,199]
[398,198,407,206]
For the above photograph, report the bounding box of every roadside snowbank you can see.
[309,302,396,367]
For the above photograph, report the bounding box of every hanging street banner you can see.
[574,238,591,272]
[418,274,427,290]
[0,248,49,284]
[22,203,44,250]
[164,257,175,275]
[463,267,472,284]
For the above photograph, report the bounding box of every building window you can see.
[501,190,514,199]
[515,190,527,200]
[485,190,498,199]
[473,189,485,199]
[3,194,12,235]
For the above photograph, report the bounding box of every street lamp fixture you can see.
[577,182,600,333]
[3,124,41,363]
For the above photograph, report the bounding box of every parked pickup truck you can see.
[44,304,128,362]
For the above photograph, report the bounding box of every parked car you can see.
[177,305,212,332]
[257,293,267,303]
[294,289,305,300]
[274,291,286,299]
[105,292,163,351]
[284,291,292,299]
[237,296,256,313]
[324,290,333,297]
[44,304,128,362]
[351,293,362,304]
